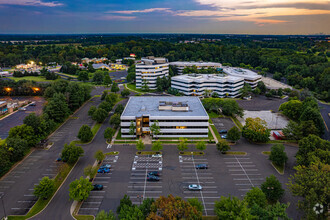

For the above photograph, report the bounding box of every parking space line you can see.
[128,191,162,193]
[234,156,254,187]
[231,173,261,175]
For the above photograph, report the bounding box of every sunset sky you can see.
[0,0,329,34]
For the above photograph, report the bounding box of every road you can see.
[0,87,105,219]
[319,102,330,141]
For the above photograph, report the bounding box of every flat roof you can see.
[172,74,243,83]
[223,67,261,80]
[170,61,221,66]
[121,96,208,118]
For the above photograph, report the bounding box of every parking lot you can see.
[211,117,236,134]
[79,155,119,216]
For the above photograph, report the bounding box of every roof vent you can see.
[140,105,146,111]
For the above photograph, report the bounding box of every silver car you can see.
[188,184,202,191]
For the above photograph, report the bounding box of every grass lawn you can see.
[126,83,145,93]
[208,112,219,118]
[230,116,243,130]
[57,72,78,78]
[179,151,204,156]
[136,151,162,155]
[225,151,247,155]
[210,124,221,141]
[114,141,137,144]
[262,151,271,155]
[6,76,59,82]
[8,163,73,220]
[105,152,119,155]
[72,123,102,145]
[267,140,297,144]
[203,216,218,220]
[73,215,94,220]
[271,162,284,174]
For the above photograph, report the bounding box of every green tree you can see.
[119,204,144,219]
[216,139,230,154]
[83,165,97,180]
[250,202,290,220]
[129,121,136,137]
[23,113,42,136]
[88,106,97,117]
[111,82,119,93]
[227,126,241,142]
[44,93,70,123]
[77,125,93,143]
[103,74,112,86]
[242,117,270,143]
[95,150,105,163]
[77,71,89,82]
[244,187,267,208]
[299,106,324,135]
[261,175,285,203]
[114,104,124,115]
[187,198,204,213]
[214,196,254,219]
[69,176,93,201]
[8,124,36,147]
[240,83,252,97]
[117,195,132,214]
[177,138,188,151]
[95,210,115,220]
[288,162,329,220]
[221,99,244,117]
[109,113,120,128]
[152,140,163,152]
[282,120,303,140]
[299,120,319,137]
[101,91,108,100]
[92,71,104,84]
[136,139,145,151]
[33,176,55,200]
[150,120,160,138]
[269,144,288,167]
[279,100,302,120]
[139,198,154,218]
[92,108,108,123]
[106,93,118,104]
[5,137,29,162]
[61,142,84,165]
[104,127,115,142]
[121,89,130,98]
[196,141,206,151]
[142,79,149,92]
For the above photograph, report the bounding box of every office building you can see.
[223,67,261,88]
[169,61,222,74]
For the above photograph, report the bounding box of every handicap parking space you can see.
[224,156,264,197]
[78,155,118,216]
[179,155,218,216]
[127,155,163,205]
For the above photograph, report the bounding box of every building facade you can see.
[169,61,222,74]
[171,74,244,97]
[223,67,261,88]
[136,57,169,89]
[120,97,209,138]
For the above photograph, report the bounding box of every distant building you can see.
[136,56,169,89]
[170,61,222,74]
[171,74,244,97]
[0,101,7,115]
[92,64,111,71]
[81,57,108,64]
[223,67,261,88]
[120,96,209,138]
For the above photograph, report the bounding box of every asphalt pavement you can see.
[318,102,330,141]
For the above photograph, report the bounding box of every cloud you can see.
[110,8,173,14]
[98,15,136,21]
[0,0,63,7]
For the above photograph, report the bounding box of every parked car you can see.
[195,164,208,169]
[221,134,228,139]
[188,184,202,191]
[152,154,162,158]
[97,167,110,173]
[93,184,103,190]
[30,102,36,106]
[19,107,26,111]
[219,129,227,134]
[100,164,111,169]
[147,175,160,181]
[56,157,62,162]
[148,171,160,176]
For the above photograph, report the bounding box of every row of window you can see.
[122,132,208,136]
[171,80,244,85]
[122,120,209,123]
[121,126,208,129]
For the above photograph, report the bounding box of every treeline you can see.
[0,80,91,176]
[0,80,46,96]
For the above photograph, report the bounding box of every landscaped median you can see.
[71,122,102,145]
[8,163,75,220]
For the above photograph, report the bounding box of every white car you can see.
[188,184,202,191]
[152,154,162,158]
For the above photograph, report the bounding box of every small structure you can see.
[92,64,111,71]
[272,131,285,140]
[0,101,8,115]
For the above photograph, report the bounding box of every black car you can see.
[148,171,160,176]
[147,175,160,181]
[93,184,103,190]
[195,164,208,169]
[219,129,227,134]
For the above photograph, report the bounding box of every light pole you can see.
[137,195,143,206]
[0,193,7,220]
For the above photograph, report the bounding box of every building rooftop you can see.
[121,96,208,118]
[92,64,110,69]
[170,61,222,67]
[172,74,244,83]
[223,67,261,81]
[138,57,168,66]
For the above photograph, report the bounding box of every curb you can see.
[270,162,284,175]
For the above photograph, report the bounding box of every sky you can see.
[0,0,329,34]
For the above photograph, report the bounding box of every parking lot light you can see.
[137,195,143,205]
[0,192,7,220]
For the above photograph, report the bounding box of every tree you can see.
[136,139,145,151]
[142,79,149,92]
[300,120,319,137]
[119,204,144,219]
[214,196,253,219]
[250,202,290,220]
[92,108,108,123]
[95,210,115,220]
[111,82,119,93]
[299,106,324,136]
[109,113,120,128]
[282,120,303,140]
[69,176,93,201]
[152,140,163,152]
[261,175,284,203]
[187,198,204,213]
[196,141,206,151]
[117,195,132,214]
[216,139,230,154]
[101,91,108,100]
[221,99,244,117]
[93,71,104,84]
[83,165,97,180]
[33,176,55,200]
[106,93,118,104]
[269,144,288,167]
[279,100,302,120]
[61,143,84,164]
[150,120,160,138]
[98,101,113,113]
[240,83,252,97]
[44,93,70,123]
[77,125,93,143]
[23,113,42,136]
[8,124,36,147]
[94,150,105,163]
[121,89,130,98]
[242,117,270,143]
[244,187,267,208]
[103,74,112,86]
[139,198,154,218]
[104,127,115,142]
[5,137,29,162]
[88,106,97,117]
[77,71,89,82]
[114,104,124,115]
[227,126,241,142]
[288,162,329,219]
[177,138,188,151]
[147,195,202,219]
[129,121,136,137]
